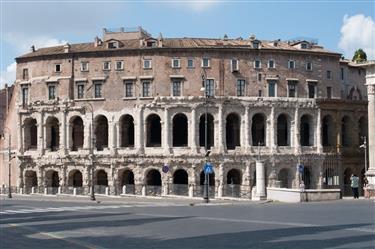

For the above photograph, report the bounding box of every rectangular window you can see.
[205,79,214,97]
[77,84,84,99]
[258,90,262,97]
[308,82,316,98]
[327,87,332,99]
[268,60,275,69]
[202,58,210,68]
[341,67,344,80]
[254,60,261,69]
[187,58,194,68]
[327,70,331,79]
[172,80,182,96]
[22,68,29,80]
[288,60,295,69]
[115,61,124,70]
[48,85,56,100]
[94,81,102,98]
[22,87,28,106]
[103,61,111,71]
[143,59,152,69]
[306,62,312,71]
[80,61,89,72]
[258,73,262,81]
[124,81,133,97]
[231,59,239,72]
[288,81,297,97]
[55,64,61,72]
[301,43,308,49]
[172,58,180,68]
[142,81,151,97]
[268,80,277,97]
[236,79,245,96]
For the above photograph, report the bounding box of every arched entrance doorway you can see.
[172,169,189,196]
[119,169,135,194]
[145,169,162,196]
[225,169,242,197]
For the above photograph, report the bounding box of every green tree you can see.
[352,49,367,63]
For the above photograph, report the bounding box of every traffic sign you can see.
[298,164,304,173]
[204,162,213,174]
[162,164,169,173]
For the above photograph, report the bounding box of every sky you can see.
[0,0,374,88]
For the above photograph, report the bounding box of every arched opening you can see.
[45,170,59,194]
[341,116,351,147]
[300,115,313,146]
[358,116,368,146]
[323,167,339,188]
[252,113,266,146]
[146,114,162,147]
[225,169,242,197]
[199,113,214,149]
[24,170,37,193]
[120,115,134,147]
[277,114,289,146]
[173,114,188,147]
[95,170,108,186]
[119,169,135,194]
[200,171,215,186]
[302,167,311,189]
[145,169,162,196]
[94,115,108,151]
[278,168,291,188]
[322,115,334,147]
[71,116,84,151]
[226,113,241,150]
[68,170,83,187]
[172,169,189,196]
[24,118,38,150]
[343,167,353,196]
[46,117,60,151]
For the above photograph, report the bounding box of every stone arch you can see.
[24,118,38,151]
[200,170,215,186]
[300,114,314,146]
[199,113,214,149]
[341,116,352,147]
[119,114,134,147]
[278,168,291,188]
[172,113,188,147]
[227,168,242,185]
[119,169,135,186]
[94,115,108,151]
[173,169,189,184]
[145,169,162,186]
[252,113,266,146]
[348,86,362,100]
[226,113,241,150]
[70,116,84,151]
[146,114,162,147]
[45,170,59,188]
[95,169,108,186]
[45,116,60,151]
[24,170,38,189]
[277,113,290,146]
[322,115,335,147]
[68,169,83,187]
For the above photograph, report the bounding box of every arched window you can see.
[71,116,84,151]
[68,170,83,187]
[173,114,188,147]
[277,114,289,146]
[45,117,60,151]
[146,169,161,186]
[121,169,135,186]
[45,170,59,187]
[227,169,242,185]
[252,113,266,146]
[146,114,162,147]
[173,169,188,184]
[95,170,108,186]
[120,115,134,147]
[94,115,108,151]
[24,118,38,150]
[226,113,241,150]
[300,115,313,146]
[199,113,214,149]
[322,115,334,147]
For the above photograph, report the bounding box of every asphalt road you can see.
[0,195,374,249]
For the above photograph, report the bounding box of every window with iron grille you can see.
[236,79,245,96]
[172,80,182,96]
[115,61,124,70]
[268,80,277,97]
[172,59,180,68]
[77,84,84,99]
[94,81,103,98]
[288,81,297,97]
[124,81,133,97]
[142,81,151,97]
[22,87,28,106]
[48,85,56,100]
[205,79,214,97]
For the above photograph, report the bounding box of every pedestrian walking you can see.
[350,174,359,199]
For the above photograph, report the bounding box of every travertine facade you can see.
[1,27,369,199]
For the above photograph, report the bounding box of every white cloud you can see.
[338,14,375,60]
[1,34,67,88]
[188,0,218,11]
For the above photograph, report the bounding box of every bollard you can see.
[19,188,23,194]
[122,185,126,194]
[142,185,146,196]
[73,188,77,196]
[58,187,61,194]
[105,187,109,195]
[218,184,223,197]
[188,185,194,198]
[31,187,35,194]
[44,187,47,195]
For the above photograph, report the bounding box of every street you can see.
[0,195,374,249]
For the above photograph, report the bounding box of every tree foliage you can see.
[352,49,367,63]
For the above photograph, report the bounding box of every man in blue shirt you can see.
[350,174,360,199]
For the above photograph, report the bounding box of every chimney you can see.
[64,43,70,53]
[31,45,35,52]
[94,36,102,47]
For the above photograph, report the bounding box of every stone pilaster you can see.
[163,107,171,154]
[316,109,323,153]
[136,107,144,154]
[218,105,225,153]
[61,111,67,155]
[244,106,250,151]
[269,106,276,153]
[190,108,198,152]
[18,114,24,155]
[294,107,301,154]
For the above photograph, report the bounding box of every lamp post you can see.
[360,136,367,173]
[201,70,210,203]
[1,127,14,198]
[84,103,95,201]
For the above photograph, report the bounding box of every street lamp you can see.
[360,136,367,173]
[1,127,14,198]
[84,103,95,201]
[200,70,210,203]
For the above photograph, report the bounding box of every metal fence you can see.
[194,185,215,198]
[169,184,189,196]
[223,184,241,198]
[95,185,108,195]
[145,185,162,196]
